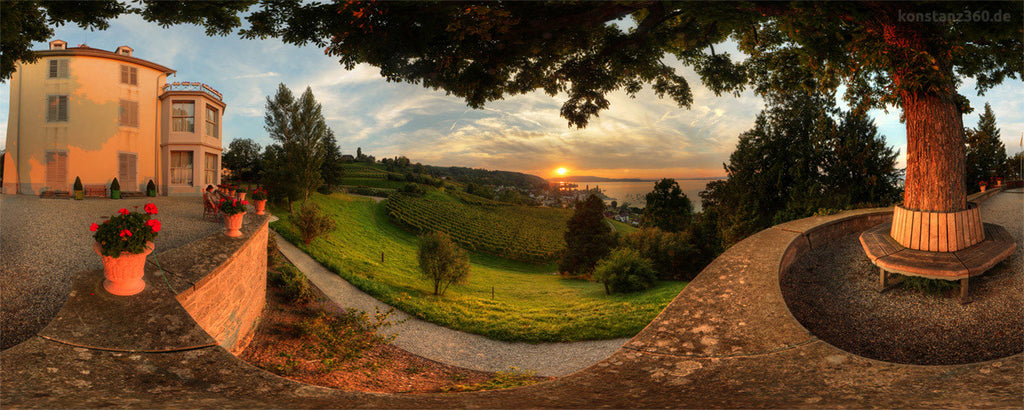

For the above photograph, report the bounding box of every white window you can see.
[47,96,69,122]
[48,59,68,78]
[45,151,68,190]
[119,100,139,127]
[120,65,138,85]
[172,101,195,132]
[205,106,219,138]
[118,153,138,191]
[170,151,193,186]
[205,153,218,185]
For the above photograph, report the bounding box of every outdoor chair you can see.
[203,193,220,222]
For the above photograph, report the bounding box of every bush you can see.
[418,231,470,296]
[619,228,704,280]
[296,307,396,371]
[293,202,336,244]
[110,177,120,192]
[146,180,156,196]
[270,264,315,302]
[592,248,657,295]
[399,182,427,196]
[73,176,83,191]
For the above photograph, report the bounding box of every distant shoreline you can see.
[548,176,725,183]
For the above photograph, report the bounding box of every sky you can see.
[1,13,1022,180]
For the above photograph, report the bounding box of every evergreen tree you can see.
[263,84,331,202]
[965,103,1008,193]
[559,193,615,278]
[320,130,344,192]
[642,178,693,233]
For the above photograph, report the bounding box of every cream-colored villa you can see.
[2,40,225,196]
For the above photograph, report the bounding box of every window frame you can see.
[120,65,138,85]
[171,101,195,133]
[205,105,219,139]
[48,59,68,79]
[169,151,194,186]
[46,95,69,122]
[204,153,219,185]
[119,99,139,128]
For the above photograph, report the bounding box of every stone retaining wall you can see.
[175,219,267,354]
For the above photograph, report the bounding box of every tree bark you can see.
[901,91,966,212]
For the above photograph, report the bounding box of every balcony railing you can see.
[161,81,223,100]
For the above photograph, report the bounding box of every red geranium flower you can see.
[144,203,158,215]
[241,200,249,206]
[146,219,161,233]
[89,223,99,232]
[118,208,130,216]
[119,229,133,238]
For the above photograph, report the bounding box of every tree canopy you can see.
[642,178,693,233]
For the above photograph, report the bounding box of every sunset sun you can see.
[556,167,568,176]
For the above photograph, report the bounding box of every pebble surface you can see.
[1,195,221,350]
[781,191,1023,365]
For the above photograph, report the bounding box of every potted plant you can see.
[110,178,121,199]
[251,187,268,215]
[73,176,84,200]
[146,180,157,197]
[89,203,160,296]
[219,197,249,237]
[979,180,988,192]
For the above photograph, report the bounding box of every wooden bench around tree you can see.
[83,185,107,198]
[860,222,1016,304]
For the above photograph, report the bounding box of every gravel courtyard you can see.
[1,195,222,350]
[781,191,1023,365]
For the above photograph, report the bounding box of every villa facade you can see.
[2,40,225,196]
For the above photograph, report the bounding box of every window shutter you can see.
[46,152,68,190]
[49,60,58,78]
[58,96,68,121]
[58,60,68,78]
[130,67,137,85]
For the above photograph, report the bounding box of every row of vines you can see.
[386,192,569,262]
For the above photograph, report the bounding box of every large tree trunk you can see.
[901,91,966,212]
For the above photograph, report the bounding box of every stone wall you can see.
[175,217,268,354]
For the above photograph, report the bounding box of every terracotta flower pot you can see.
[94,241,154,296]
[224,212,246,237]
[237,192,246,201]
[254,199,267,215]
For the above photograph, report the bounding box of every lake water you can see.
[583,179,723,212]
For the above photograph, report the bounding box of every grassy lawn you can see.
[272,193,687,343]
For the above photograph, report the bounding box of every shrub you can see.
[146,180,157,196]
[293,202,336,244]
[110,177,120,192]
[592,248,657,294]
[619,227,703,280]
[73,176,83,192]
[270,264,314,302]
[399,182,427,196]
[296,307,396,371]
[418,231,470,296]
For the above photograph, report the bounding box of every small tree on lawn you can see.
[559,193,615,278]
[418,231,470,296]
[292,202,335,244]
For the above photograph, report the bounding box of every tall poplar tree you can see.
[263,84,330,202]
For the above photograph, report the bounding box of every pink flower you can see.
[89,223,99,232]
[146,219,161,233]
[144,203,158,215]
[118,208,130,216]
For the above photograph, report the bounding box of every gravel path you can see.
[0,195,222,350]
[272,230,628,377]
[781,192,1023,365]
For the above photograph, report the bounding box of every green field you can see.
[271,193,687,342]
[387,191,569,262]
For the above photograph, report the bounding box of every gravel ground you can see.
[782,192,1023,365]
[1,195,222,350]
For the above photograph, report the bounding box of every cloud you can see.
[232,71,280,79]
